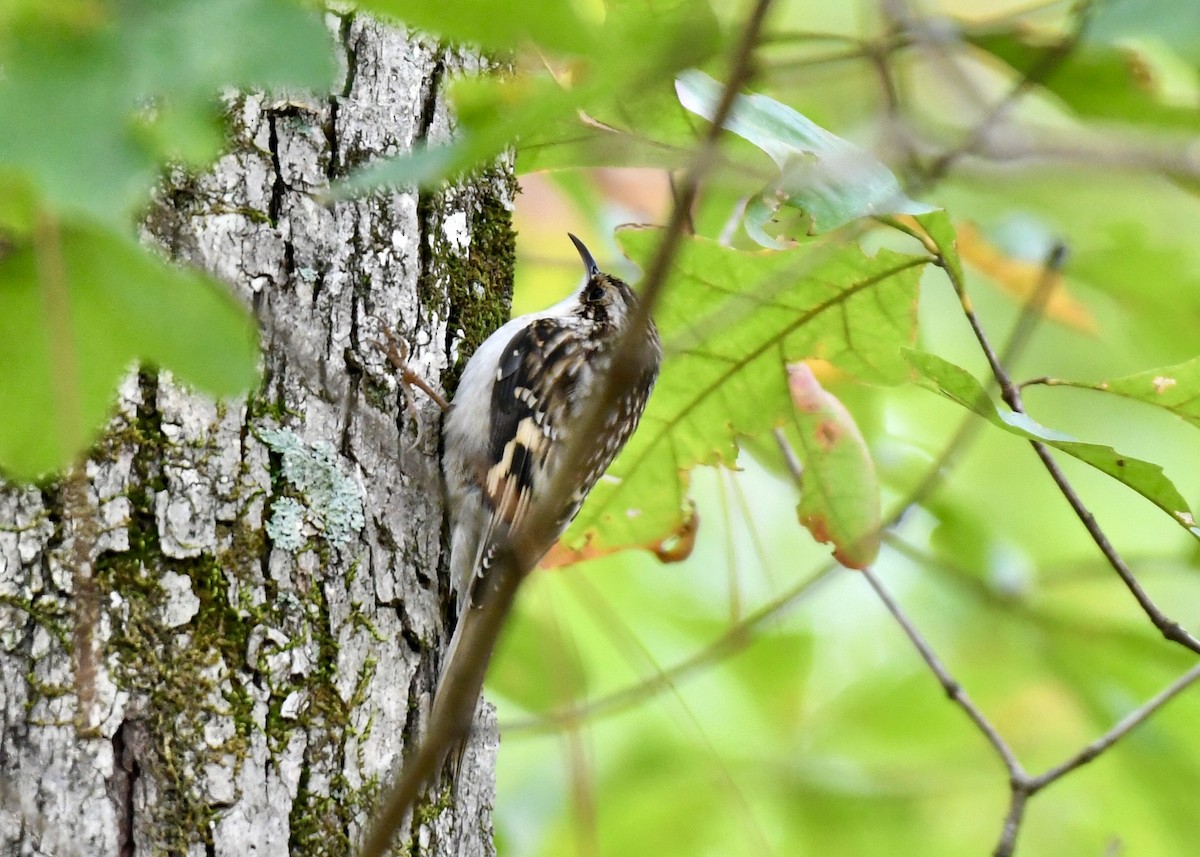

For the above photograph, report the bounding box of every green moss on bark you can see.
[420,167,518,395]
[85,374,385,855]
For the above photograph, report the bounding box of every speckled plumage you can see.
[440,234,661,676]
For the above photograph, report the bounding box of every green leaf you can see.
[783,363,881,570]
[0,222,259,480]
[562,229,928,556]
[123,0,334,99]
[913,209,964,282]
[335,74,588,193]
[904,349,1200,540]
[742,194,790,250]
[516,81,704,175]
[968,27,1200,132]
[504,0,726,177]
[1088,0,1200,64]
[0,0,332,224]
[675,69,937,233]
[1036,357,1200,430]
[331,142,468,195]
[347,0,722,188]
[353,0,589,54]
[0,23,153,222]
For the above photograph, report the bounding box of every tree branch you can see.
[927,227,1200,655]
[1028,662,1200,790]
[861,566,1027,777]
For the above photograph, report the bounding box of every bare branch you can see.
[861,567,1027,779]
[927,226,1200,655]
[1028,662,1200,792]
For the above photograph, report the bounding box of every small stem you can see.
[860,567,1027,779]
[1027,662,1200,792]
[32,210,84,462]
[992,789,1029,857]
[927,223,1200,656]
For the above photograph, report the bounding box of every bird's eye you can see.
[584,282,606,303]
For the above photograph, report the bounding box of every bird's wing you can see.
[467,316,590,606]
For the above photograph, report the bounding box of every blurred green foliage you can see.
[466,1,1200,856]
[0,0,332,476]
[0,223,258,478]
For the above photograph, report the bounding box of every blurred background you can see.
[488,1,1200,854]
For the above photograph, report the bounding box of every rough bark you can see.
[0,12,512,857]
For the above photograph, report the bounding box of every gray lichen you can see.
[259,427,365,549]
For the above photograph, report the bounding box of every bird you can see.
[360,233,661,849]
[438,232,662,698]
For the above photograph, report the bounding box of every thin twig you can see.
[865,543,1200,857]
[358,2,777,852]
[927,226,1200,656]
[861,566,1028,778]
[777,385,1200,857]
[902,240,1066,511]
[715,469,743,622]
[902,169,1200,851]
[880,0,1095,192]
[369,317,452,411]
[771,431,1027,787]
[1027,662,1200,791]
[559,573,779,857]
[502,563,836,735]
[63,468,100,734]
[921,3,1095,186]
[994,662,1200,857]
[32,211,84,468]
[993,792,1031,857]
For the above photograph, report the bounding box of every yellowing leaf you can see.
[956,221,1097,334]
[543,502,698,569]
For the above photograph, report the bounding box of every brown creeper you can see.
[440,233,662,676]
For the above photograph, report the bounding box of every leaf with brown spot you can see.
[785,363,881,570]
[1032,356,1200,431]
[542,502,699,569]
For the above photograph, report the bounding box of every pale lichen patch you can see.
[259,427,365,549]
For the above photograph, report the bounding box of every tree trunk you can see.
[0,12,512,856]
